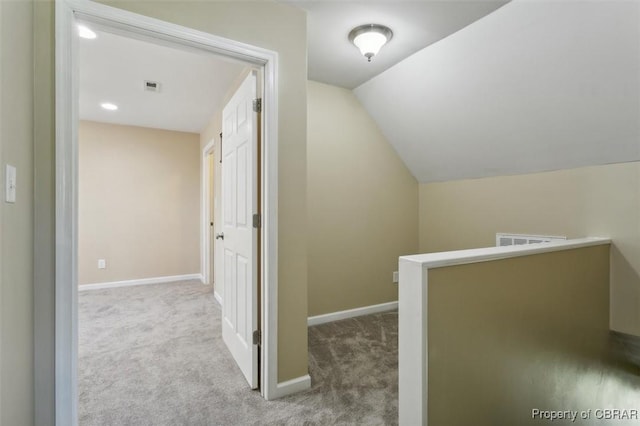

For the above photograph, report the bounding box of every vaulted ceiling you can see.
[354,0,640,183]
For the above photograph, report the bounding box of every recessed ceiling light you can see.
[78,24,97,40]
[100,102,118,111]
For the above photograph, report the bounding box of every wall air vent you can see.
[144,80,161,93]
[496,233,567,247]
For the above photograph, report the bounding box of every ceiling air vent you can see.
[496,233,567,247]
[144,80,161,93]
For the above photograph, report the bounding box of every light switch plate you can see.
[5,164,16,203]
[98,259,106,269]
[393,271,399,283]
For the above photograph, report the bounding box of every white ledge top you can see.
[400,237,611,269]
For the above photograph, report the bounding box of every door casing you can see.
[202,139,215,287]
[53,1,281,424]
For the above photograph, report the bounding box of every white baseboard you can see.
[307,301,398,326]
[214,291,223,306]
[79,273,203,291]
[272,374,311,399]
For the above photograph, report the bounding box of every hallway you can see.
[79,281,398,425]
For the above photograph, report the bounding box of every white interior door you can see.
[221,72,259,389]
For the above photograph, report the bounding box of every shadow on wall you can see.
[610,245,640,335]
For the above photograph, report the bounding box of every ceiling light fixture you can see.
[77,24,97,40]
[100,102,118,111]
[348,24,393,62]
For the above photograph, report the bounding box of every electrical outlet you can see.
[393,271,399,283]
[98,259,106,269]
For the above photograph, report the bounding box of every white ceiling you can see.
[79,28,246,134]
[355,0,640,183]
[289,0,508,89]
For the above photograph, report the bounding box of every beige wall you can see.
[78,121,200,285]
[426,245,640,425]
[1,0,34,424]
[419,162,640,336]
[34,1,54,423]
[307,81,418,316]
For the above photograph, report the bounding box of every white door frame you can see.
[201,138,216,287]
[55,1,281,424]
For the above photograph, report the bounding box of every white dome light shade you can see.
[353,32,387,60]
[77,24,97,40]
[348,24,393,62]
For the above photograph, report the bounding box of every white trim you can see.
[307,301,398,327]
[55,2,79,424]
[214,291,223,306]
[261,40,279,402]
[55,0,281,421]
[271,374,311,399]
[401,237,611,270]
[78,274,202,291]
[201,138,216,285]
[398,258,428,426]
[397,237,611,425]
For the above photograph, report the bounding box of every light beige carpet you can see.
[79,280,398,425]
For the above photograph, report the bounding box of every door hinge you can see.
[253,213,261,229]
[252,329,261,345]
[252,98,262,113]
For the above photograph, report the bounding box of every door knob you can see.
[216,233,224,240]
